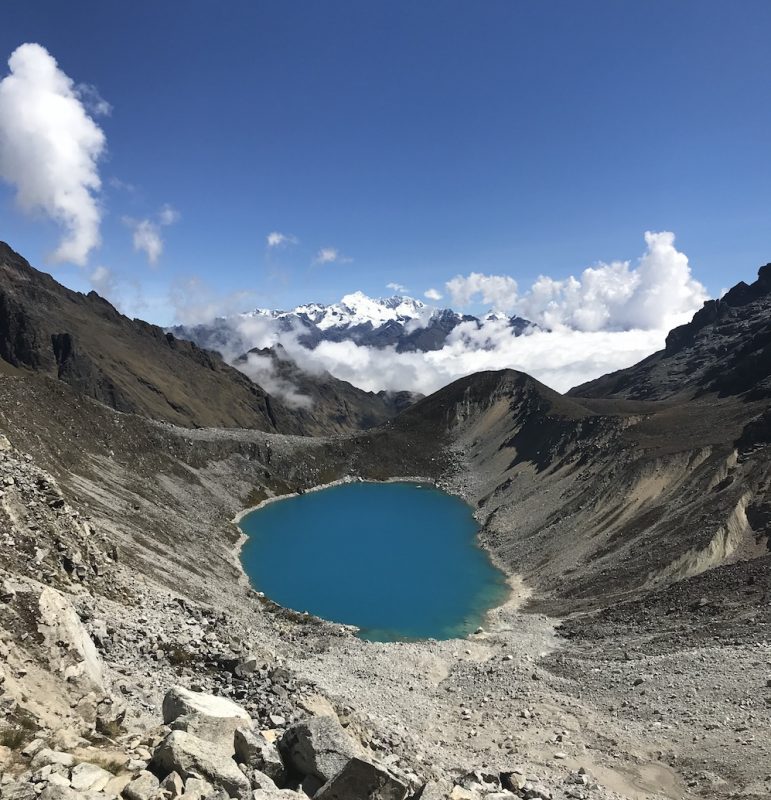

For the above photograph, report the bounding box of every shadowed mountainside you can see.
[236,345,421,435]
[0,242,419,435]
[569,262,771,401]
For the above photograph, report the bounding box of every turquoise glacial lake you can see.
[238,481,509,642]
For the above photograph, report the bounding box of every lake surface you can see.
[238,481,509,642]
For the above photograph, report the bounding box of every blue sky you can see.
[1,1,770,325]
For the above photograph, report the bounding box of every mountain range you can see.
[0,241,769,799]
[172,290,532,355]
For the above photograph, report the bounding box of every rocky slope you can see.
[0,251,770,800]
[569,263,771,401]
[0,243,419,437]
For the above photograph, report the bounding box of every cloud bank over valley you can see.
[172,231,708,399]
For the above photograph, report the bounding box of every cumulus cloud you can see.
[424,288,443,301]
[266,231,298,247]
[125,204,180,265]
[516,231,707,332]
[169,231,709,401]
[386,282,409,294]
[0,43,107,265]
[446,232,707,333]
[446,272,519,312]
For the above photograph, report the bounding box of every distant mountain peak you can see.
[173,290,533,357]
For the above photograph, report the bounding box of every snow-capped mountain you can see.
[172,292,532,356]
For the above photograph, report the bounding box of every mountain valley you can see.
[0,242,769,800]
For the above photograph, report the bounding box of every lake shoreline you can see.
[230,475,515,641]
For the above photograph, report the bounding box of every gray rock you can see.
[0,782,37,800]
[123,771,161,800]
[248,770,278,791]
[180,777,214,800]
[419,781,454,800]
[153,730,250,799]
[20,738,46,758]
[69,762,113,792]
[234,728,286,785]
[171,712,245,747]
[162,687,250,727]
[159,772,185,798]
[278,716,362,784]
[30,750,75,770]
[315,758,408,800]
[37,587,106,693]
[37,788,80,800]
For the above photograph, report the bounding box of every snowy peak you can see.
[175,291,533,356]
[247,291,436,332]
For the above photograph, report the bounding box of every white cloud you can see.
[130,219,163,265]
[0,43,107,265]
[273,324,666,396]
[313,247,351,264]
[158,203,180,226]
[446,272,519,312]
[424,288,443,301]
[169,231,709,400]
[516,231,707,332]
[238,352,312,409]
[125,204,180,266]
[386,282,408,294]
[267,231,298,248]
[444,232,706,333]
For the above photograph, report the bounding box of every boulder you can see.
[162,687,250,727]
[69,762,113,792]
[152,730,250,799]
[278,716,362,784]
[30,749,75,770]
[122,771,160,800]
[315,758,408,800]
[37,587,107,694]
[171,712,245,746]
[234,728,286,785]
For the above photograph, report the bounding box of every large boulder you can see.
[162,687,251,727]
[152,730,251,799]
[234,727,286,785]
[278,716,363,784]
[315,758,408,800]
[37,587,106,694]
